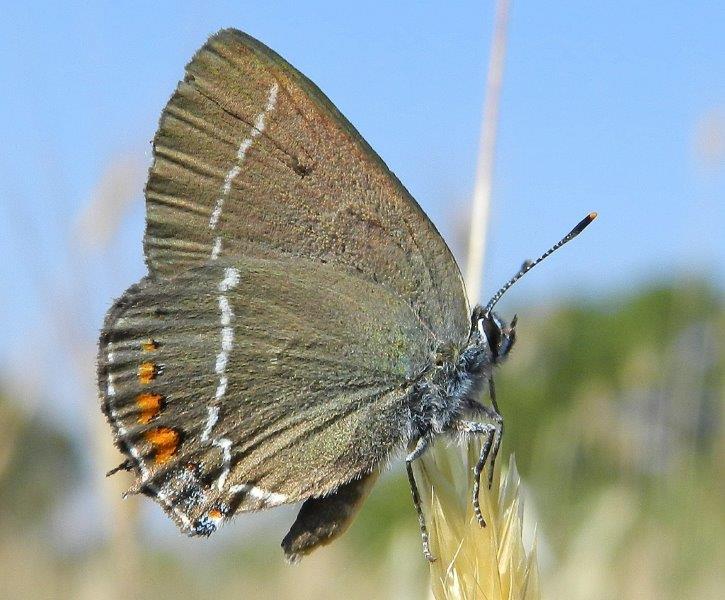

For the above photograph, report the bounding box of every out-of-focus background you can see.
[1,2,723,599]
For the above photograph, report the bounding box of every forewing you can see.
[144,28,469,345]
[98,257,431,535]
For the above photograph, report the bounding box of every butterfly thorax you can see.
[405,311,510,442]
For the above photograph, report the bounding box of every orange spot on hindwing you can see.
[136,393,164,424]
[138,361,158,384]
[145,427,180,464]
[141,338,159,352]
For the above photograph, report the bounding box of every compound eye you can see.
[481,315,503,351]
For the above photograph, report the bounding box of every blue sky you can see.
[0,2,723,421]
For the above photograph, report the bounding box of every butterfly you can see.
[98,28,595,562]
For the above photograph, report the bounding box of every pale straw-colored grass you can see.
[415,448,539,600]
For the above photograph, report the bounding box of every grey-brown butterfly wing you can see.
[99,257,435,536]
[143,28,469,345]
[102,28,472,553]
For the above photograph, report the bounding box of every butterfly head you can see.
[479,311,517,363]
[472,212,598,362]
[470,305,517,364]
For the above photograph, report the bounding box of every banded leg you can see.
[457,420,497,527]
[405,437,434,562]
[462,393,504,490]
[486,378,504,489]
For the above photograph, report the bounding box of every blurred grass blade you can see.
[464,0,510,302]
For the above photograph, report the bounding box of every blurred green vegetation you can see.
[499,279,723,598]
[0,278,722,599]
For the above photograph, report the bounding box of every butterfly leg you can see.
[486,378,504,489]
[406,437,435,562]
[455,420,497,527]
[462,383,504,491]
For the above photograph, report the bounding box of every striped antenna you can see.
[483,212,598,316]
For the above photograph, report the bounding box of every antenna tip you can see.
[569,212,598,237]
